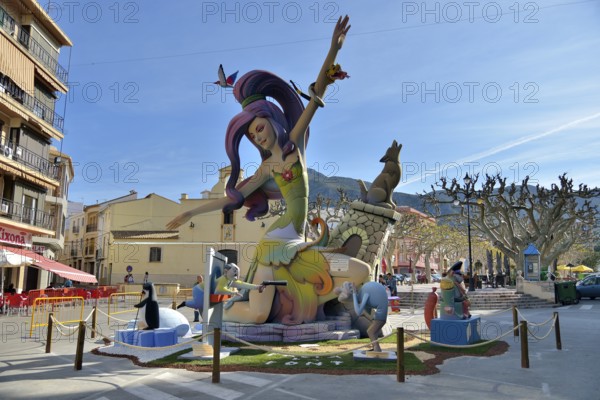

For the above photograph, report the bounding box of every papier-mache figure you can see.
[335,281,388,352]
[166,16,370,325]
[134,282,160,330]
[440,261,471,319]
[215,263,266,296]
[177,276,206,317]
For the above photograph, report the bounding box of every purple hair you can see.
[223,70,307,220]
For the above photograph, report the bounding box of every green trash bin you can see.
[554,281,579,305]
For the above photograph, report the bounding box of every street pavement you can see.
[1,284,598,400]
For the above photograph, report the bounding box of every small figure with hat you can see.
[439,261,471,319]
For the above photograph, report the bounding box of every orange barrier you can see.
[107,292,142,324]
[29,296,85,337]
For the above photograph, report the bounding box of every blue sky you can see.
[42,0,600,205]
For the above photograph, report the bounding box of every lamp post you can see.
[454,173,475,292]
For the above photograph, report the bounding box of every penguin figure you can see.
[134,282,160,330]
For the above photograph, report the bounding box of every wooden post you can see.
[554,312,562,350]
[91,306,97,339]
[74,321,86,371]
[212,328,221,383]
[520,321,529,368]
[396,327,405,383]
[512,305,519,337]
[45,312,53,354]
[172,300,177,310]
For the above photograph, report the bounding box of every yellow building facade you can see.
[61,167,277,288]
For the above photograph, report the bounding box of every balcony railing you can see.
[0,198,55,231]
[2,143,60,180]
[0,5,69,85]
[0,75,65,132]
[86,224,97,233]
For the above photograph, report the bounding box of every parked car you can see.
[394,274,405,284]
[431,273,442,283]
[576,274,600,300]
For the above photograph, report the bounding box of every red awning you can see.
[6,247,98,284]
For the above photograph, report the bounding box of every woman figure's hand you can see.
[166,211,193,230]
[332,15,350,50]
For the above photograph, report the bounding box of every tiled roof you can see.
[111,231,179,240]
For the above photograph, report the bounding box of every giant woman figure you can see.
[167,16,370,324]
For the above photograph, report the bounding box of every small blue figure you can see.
[336,281,388,352]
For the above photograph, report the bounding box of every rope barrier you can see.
[515,308,555,327]
[404,324,519,349]
[527,315,557,340]
[95,307,135,324]
[85,322,212,351]
[50,309,96,337]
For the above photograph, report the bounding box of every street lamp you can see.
[454,173,475,292]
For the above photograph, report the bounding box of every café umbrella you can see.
[571,265,593,273]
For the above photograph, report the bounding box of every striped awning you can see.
[6,247,97,283]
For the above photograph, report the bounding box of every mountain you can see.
[307,168,424,211]
[307,169,600,216]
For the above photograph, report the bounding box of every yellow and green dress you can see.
[245,159,333,324]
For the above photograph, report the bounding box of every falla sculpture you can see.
[167,16,371,325]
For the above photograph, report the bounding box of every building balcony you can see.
[0,76,64,132]
[86,224,97,233]
[0,6,69,85]
[1,143,60,180]
[0,198,55,231]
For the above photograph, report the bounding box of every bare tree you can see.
[424,173,599,268]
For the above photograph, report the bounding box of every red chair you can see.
[6,294,28,316]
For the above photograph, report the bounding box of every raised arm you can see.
[166,164,272,230]
[289,15,350,152]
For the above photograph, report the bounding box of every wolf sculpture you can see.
[357,140,402,209]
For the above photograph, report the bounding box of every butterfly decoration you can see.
[214,64,239,88]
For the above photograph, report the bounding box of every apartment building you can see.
[0,0,94,292]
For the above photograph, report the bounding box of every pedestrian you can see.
[143,272,149,284]
[386,273,397,296]
[124,273,134,284]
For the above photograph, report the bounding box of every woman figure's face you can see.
[248,117,276,150]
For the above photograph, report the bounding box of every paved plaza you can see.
[1,285,599,400]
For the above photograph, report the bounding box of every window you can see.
[223,210,233,224]
[149,247,162,262]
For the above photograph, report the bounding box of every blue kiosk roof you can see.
[524,244,540,255]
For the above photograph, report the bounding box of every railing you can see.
[0,75,64,132]
[86,224,97,233]
[1,143,60,180]
[0,5,69,85]
[0,6,16,36]
[0,197,55,230]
